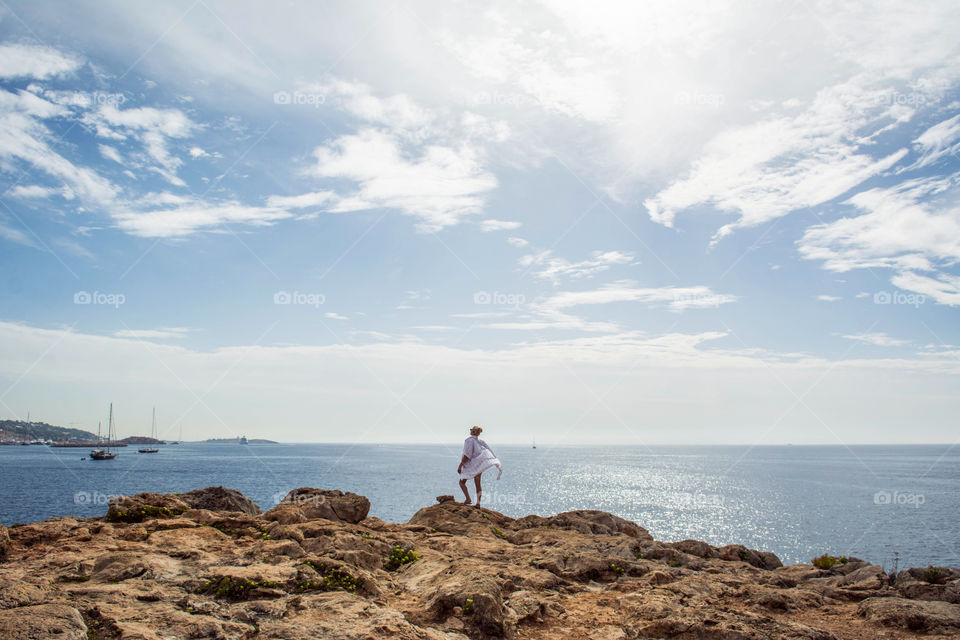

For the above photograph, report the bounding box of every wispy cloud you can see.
[842,332,908,347]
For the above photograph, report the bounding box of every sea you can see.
[1,442,957,570]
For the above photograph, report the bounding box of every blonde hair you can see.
[470,425,482,434]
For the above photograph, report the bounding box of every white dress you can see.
[459,436,502,480]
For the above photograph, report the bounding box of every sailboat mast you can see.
[152,407,156,439]
[107,403,113,452]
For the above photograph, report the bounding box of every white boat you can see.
[90,405,118,460]
[138,407,160,453]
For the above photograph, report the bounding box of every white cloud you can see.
[6,185,59,199]
[817,295,841,301]
[890,271,960,306]
[307,79,433,133]
[324,312,348,320]
[644,78,911,240]
[0,43,82,79]
[799,179,960,274]
[506,236,528,248]
[521,249,635,282]
[266,191,335,209]
[113,328,190,340]
[479,219,522,232]
[85,104,196,186]
[842,332,909,347]
[111,197,293,238]
[189,146,208,158]
[541,282,737,313]
[310,128,497,232]
[98,144,124,164]
[904,113,960,170]
[0,95,119,204]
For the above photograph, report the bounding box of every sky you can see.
[0,0,958,445]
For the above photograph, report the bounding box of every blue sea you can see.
[1,443,957,570]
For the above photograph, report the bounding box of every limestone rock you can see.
[1,486,956,640]
[858,596,960,633]
[106,492,190,523]
[180,485,262,514]
[0,604,88,640]
[0,523,9,561]
[265,488,370,524]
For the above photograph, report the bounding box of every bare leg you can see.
[459,478,471,504]
[474,474,482,508]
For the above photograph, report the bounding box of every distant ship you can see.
[239,436,248,444]
[90,404,118,460]
[138,407,160,453]
[532,437,536,449]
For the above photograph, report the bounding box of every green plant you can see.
[195,576,279,599]
[492,527,507,540]
[301,560,360,593]
[107,505,185,523]
[463,598,474,614]
[922,566,949,584]
[386,545,419,571]
[60,574,90,582]
[812,554,849,570]
[669,553,681,567]
[610,563,624,577]
[635,550,644,560]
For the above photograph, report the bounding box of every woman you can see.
[457,425,502,506]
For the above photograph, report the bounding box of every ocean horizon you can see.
[2,442,956,571]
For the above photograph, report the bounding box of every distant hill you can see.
[204,437,278,444]
[0,420,97,443]
[118,436,165,445]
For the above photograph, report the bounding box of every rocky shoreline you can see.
[1,487,958,639]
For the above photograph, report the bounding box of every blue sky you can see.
[0,1,958,444]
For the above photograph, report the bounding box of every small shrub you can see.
[195,576,279,599]
[492,527,507,540]
[812,554,849,570]
[301,560,360,593]
[463,598,474,614]
[610,563,624,577]
[922,566,949,584]
[386,545,419,571]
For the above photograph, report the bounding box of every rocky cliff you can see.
[0,486,958,639]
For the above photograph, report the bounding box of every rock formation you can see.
[0,488,958,639]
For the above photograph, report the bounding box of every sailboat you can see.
[138,407,160,453]
[532,436,536,449]
[90,404,118,460]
